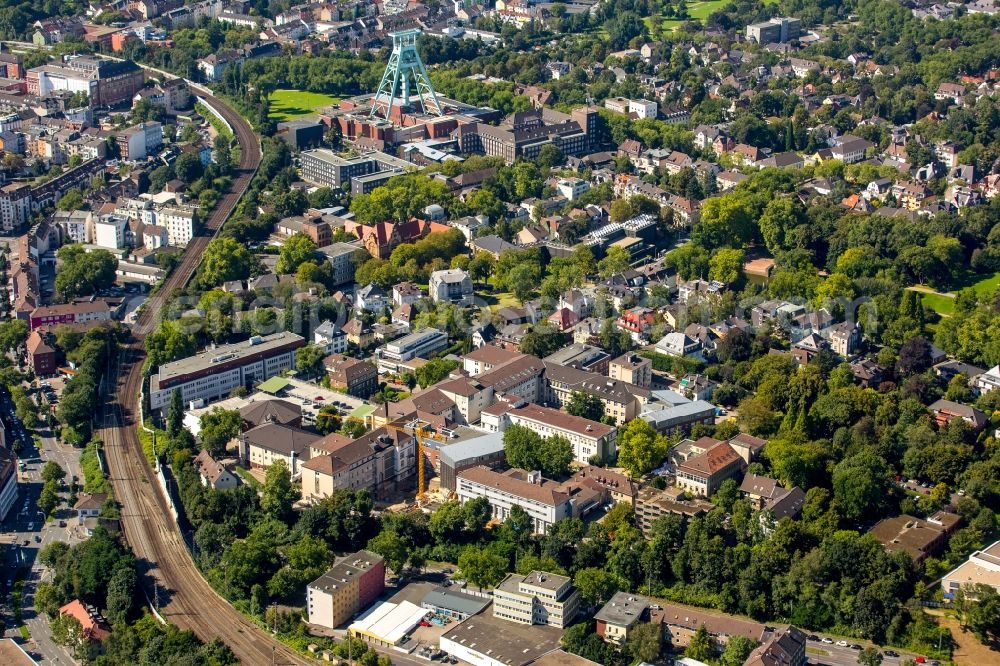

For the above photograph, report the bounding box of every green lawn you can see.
[970,271,1000,297]
[909,272,1000,317]
[917,291,956,316]
[268,89,341,122]
[644,0,779,31]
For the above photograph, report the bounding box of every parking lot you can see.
[382,579,459,663]
[0,387,86,663]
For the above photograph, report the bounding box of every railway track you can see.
[100,92,310,665]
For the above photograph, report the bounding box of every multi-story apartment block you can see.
[493,571,580,628]
[94,213,129,249]
[634,486,714,535]
[542,362,649,425]
[481,400,617,464]
[323,354,378,397]
[0,183,31,232]
[52,210,91,243]
[29,300,113,331]
[148,332,305,409]
[301,427,416,501]
[307,551,386,630]
[376,328,448,372]
[115,121,163,160]
[608,352,652,388]
[157,206,197,246]
[0,432,17,523]
[316,242,364,286]
[456,466,605,534]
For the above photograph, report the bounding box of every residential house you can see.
[193,450,238,489]
[615,307,657,344]
[975,365,1000,394]
[59,600,110,643]
[239,422,319,478]
[73,492,107,524]
[594,592,654,645]
[355,283,389,313]
[831,135,874,164]
[744,627,807,666]
[429,268,474,306]
[655,332,701,358]
[851,358,885,388]
[323,354,378,398]
[827,321,861,356]
[928,399,989,430]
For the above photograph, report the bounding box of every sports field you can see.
[268,89,341,121]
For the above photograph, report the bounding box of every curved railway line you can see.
[99,91,310,665]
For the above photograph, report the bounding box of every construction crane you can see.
[384,418,446,502]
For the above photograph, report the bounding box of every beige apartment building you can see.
[608,353,652,388]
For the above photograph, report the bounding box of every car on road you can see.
[807,635,819,641]
[821,637,833,644]
[883,651,899,657]
[915,657,926,664]
[836,640,849,647]
[850,644,862,650]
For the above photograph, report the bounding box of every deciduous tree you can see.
[616,419,668,476]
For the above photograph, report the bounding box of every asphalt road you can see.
[805,635,935,665]
[1,391,86,664]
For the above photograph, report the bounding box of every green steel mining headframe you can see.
[369,29,443,121]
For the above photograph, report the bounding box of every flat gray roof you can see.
[422,586,491,616]
[438,432,505,467]
[154,332,304,383]
[441,612,563,666]
[318,241,364,257]
[593,591,649,626]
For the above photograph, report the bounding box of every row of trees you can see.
[57,325,125,445]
